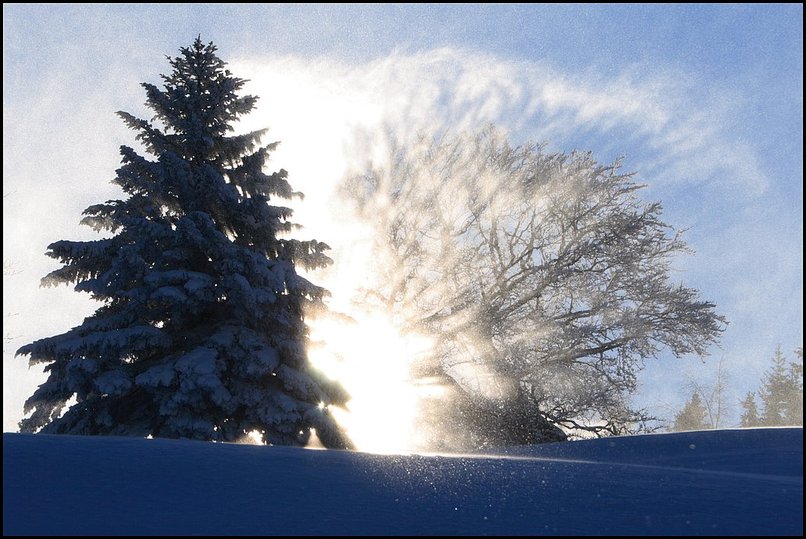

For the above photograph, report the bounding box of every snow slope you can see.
[3,428,802,535]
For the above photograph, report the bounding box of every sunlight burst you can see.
[308,311,433,454]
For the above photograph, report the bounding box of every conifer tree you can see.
[17,38,350,447]
[786,347,803,425]
[739,392,760,428]
[759,346,803,426]
[672,391,709,432]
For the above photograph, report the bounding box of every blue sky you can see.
[3,4,803,433]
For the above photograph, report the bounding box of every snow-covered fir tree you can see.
[16,38,350,448]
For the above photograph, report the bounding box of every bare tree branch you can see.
[344,127,726,448]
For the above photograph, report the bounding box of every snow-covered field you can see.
[3,428,802,535]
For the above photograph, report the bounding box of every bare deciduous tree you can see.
[345,127,726,447]
[683,355,730,430]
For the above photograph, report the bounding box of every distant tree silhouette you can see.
[740,392,760,428]
[672,391,709,432]
[758,346,803,426]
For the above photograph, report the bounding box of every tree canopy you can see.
[345,128,726,446]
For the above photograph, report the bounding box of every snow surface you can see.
[3,428,802,535]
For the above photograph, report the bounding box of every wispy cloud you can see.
[234,48,768,194]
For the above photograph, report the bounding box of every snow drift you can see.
[3,428,802,535]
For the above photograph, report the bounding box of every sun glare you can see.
[231,61,438,454]
[308,311,433,454]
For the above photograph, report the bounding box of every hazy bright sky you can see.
[3,4,803,432]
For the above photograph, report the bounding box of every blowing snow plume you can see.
[316,128,724,451]
[226,49,734,453]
